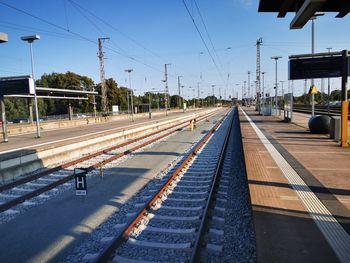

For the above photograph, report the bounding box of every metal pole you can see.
[92,86,97,119]
[291,80,294,122]
[211,85,215,106]
[128,73,134,122]
[197,82,200,107]
[181,85,184,111]
[275,59,278,116]
[127,90,130,115]
[311,18,315,117]
[148,92,152,119]
[327,47,332,115]
[68,102,72,120]
[262,72,265,114]
[248,71,251,104]
[178,76,182,109]
[1,96,8,142]
[29,42,41,138]
[243,81,246,100]
[164,64,169,116]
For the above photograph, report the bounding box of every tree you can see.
[36,71,95,115]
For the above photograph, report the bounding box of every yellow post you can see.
[189,120,194,131]
[341,101,348,147]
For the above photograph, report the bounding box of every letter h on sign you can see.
[74,168,87,196]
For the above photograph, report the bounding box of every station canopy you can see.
[258,0,350,29]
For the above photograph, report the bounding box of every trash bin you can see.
[308,115,330,134]
[330,116,341,141]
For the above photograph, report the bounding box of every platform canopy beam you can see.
[258,0,350,29]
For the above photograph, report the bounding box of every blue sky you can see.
[0,0,349,99]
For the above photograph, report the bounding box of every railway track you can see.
[0,111,217,217]
[90,108,235,262]
[292,104,350,119]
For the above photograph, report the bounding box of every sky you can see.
[0,0,350,99]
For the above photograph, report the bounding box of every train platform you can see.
[0,109,202,155]
[239,107,350,263]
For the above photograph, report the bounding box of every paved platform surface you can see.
[0,109,206,156]
[239,107,350,263]
[0,110,226,263]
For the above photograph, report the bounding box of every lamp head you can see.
[0,32,8,43]
[21,35,40,43]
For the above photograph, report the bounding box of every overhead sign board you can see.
[0,76,35,96]
[289,56,348,80]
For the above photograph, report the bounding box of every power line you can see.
[193,0,223,70]
[62,0,70,31]
[182,0,224,84]
[67,0,133,58]
[68,0,105,35]
[0,21,82,40]
[0,1,166,75]
[0,1,97,44]
[68,0,162,60]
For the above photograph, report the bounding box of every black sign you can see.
[74,168,87,195]
[0,77,34,96]
[289,56,347,80]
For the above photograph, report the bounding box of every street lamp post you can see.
[310,13,324,116]
[21,34,41,138]
[271,56,282,116]
[125,69,134,122]
[1,32,8,143]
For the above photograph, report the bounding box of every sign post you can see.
[74,168,88,197]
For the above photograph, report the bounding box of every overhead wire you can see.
[0,21,82,40]
[0,1,166,74]
[181,0,224,85]
[67,0,132,57]
[67,0,163,60]
[193,0,224,70]
[62,0,70,31]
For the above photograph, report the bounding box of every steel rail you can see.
[0,111,214,193]
[0,111,217,213]
[94,109,231,263]
[189,107,234,262]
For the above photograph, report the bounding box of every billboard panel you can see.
[0,76,35,96]
[289,56,345,80]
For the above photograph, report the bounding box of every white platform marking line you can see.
[241,108,350,263]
